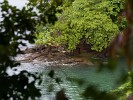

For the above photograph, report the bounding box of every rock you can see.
[17,45,95,66]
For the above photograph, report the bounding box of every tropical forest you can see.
[0,0,133,100]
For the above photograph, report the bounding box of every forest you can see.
[35,0,126,52]
[0,0,133,100]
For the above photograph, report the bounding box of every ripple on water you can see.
[11,59,127,100]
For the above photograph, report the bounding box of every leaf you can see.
[48,70,55,79]
[56,89,68,100]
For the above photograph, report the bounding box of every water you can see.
[13,59,128,100]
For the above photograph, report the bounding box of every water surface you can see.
[14,59,128,100]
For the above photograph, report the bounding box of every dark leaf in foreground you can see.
[56,89,68,100]
[82,85,116,100]
[48,70,55,79]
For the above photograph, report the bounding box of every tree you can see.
[36,0,126,52]
[0,0,62,99]
[0,0,131,99]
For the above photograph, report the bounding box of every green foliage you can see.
[35,24,55,46]
[110,71,133,100]
[0,0,130,99]
[36,0,126,52]
[110,81,131,100]
[0,0,62,99]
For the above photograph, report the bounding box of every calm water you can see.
[14,59,128,100]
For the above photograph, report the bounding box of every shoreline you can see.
[16,45,106,66]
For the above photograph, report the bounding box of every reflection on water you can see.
[14,59,128,100]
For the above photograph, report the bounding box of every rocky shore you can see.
[16,45,95,66]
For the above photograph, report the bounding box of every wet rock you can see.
[16,45,95,66]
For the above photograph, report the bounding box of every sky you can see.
[0,0,27,8]
[0,0,34,48]
[0,0,28,20]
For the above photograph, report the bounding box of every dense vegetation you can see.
[0,0,63,99]
[35,0,133,99]
[35,0,126,52]
[1,0,133,99]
